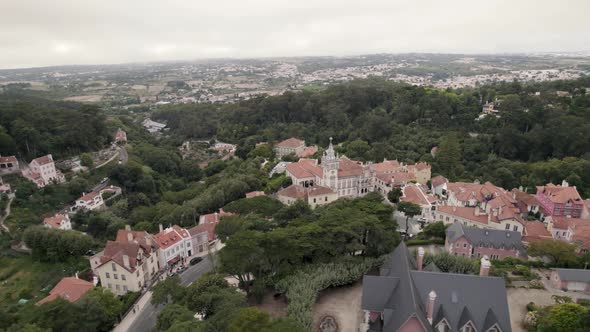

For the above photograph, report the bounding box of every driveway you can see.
[312,281,363,332]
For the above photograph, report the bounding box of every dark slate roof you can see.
[362,242,512,332]
[555,268,590,283]
[446,222,524,251]
[411,271,511,332]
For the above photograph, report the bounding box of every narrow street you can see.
[0,195,14,234]
[123,256,214,332]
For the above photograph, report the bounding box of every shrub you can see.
[529,280,544,289]
[526,302,537,312]
[405,239,445,246]
[275,257,379,330]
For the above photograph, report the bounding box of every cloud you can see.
[0,0,589,68]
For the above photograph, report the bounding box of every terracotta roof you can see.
[43,214,69,229]
[286,162,316,179]
[431,175,448,188]
[407,162,430,172]
[153,226,190,249]
[373,160,401,174]
[536,184,583,204]
[401,184,432,206]
[0,155,17,163]
[447,181,506,203]
[306,185,336,197]
[79,191,100,202]
[552,217,588,230]
[37,277,93,305]
[522,221,552,243]
[99,241,141,272]
[296,146,317,158]
[199,210,234,224]
[116,229,150,243]
[31,154,54,166]
[571,225,590,251]
[276,138,305,148]
[337,158,364,177]
[245,191,265,198]
[278,184,308,199]
[189,222,217,242]
[437,206,489,225]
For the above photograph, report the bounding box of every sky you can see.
[1,0,589,69]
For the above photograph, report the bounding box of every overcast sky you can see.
[1,0,589,69]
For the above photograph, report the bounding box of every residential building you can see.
[36,276,93,305]
[512,189,542,217]
[153,225,192,269]
[536,181,584,218]
[274,138,306,158]
[21,154,65,188]
[399,183,437,220]
[0,155,19,175]
[43,214,72,230]
[90,231,160,296]
[548,217,590,253]
[285,139,431,200]
[75,191,104,211]
[296,145,318,158]
[445,181,506,207]
[199,209,234,224]
[551,269,590,292]
[142,118,167,134]
[435,205,524,233]
[277,184,338,209]
[188,224,214,255]
[114,128,127,143]
[430,175,448,197]
[445,223,525,260]
[361,243,511,332]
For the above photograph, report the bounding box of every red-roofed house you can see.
[0,155,19,175]
[36,276,93,305]
[435,203,525,233]
[43,214,72,230]
[430,175,448,197]
[114,128,127,143]
[446,181,506,207]
[188,224,214,255]
[22,154,65,188]
[277,184,338,208]
[198,209,234,224]
[400,184,437,220]
[153,225,192,269]
[522,221,553,244]
[274,138,306,158]
[296,146,318,158]
[89,233,160,295]
[75,191,104,211]
[536,181,584,218]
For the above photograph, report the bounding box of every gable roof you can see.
[446,223,524,251]
[362,243,511,332]
[536,184,583,204]
[36,277,93,305]
[153,226,190,249]
[431,175,448,188]
[554,268,590,283]
[522,221,552,243]
[43,214,69,229]
[31,154,54,166]
[401,183,435,206]
[0,155,17,163]
[276,138,305,148]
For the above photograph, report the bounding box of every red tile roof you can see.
[189,222,217,242]
[522,221,552,243]
[401,184,433,206]
[337,158,363,177]
[199,210,234,224]
[31,154,54,166]
[79,191,100,202]
[278,184,308,199]
[372,160,401,174]
[99,241,141,272]
[307,185,336,197]
[296,146,317,158]
[437,206,490,225]
[276,138,305,148]
[431,175,448,188]
[43,214,69,229]
[536,184,583,204]
[552,217,589,230]
[153,225,190,250]
[36,277,93,305]
[447,181,506,203]
[0,155,17,163]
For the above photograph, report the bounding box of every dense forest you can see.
[154,77,590,196]
[0,93,110,159]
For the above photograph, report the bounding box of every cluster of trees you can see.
[528,239,590,268]
[23,226,95,263]
[150,274,300,332]
[218,194,400,290]
[526,298,590,332]
[0,93,110,159]
[154,77,590,195]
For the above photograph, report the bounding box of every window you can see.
[116,285,120,291]
[107,283,112,289]
[112,263,117,271]
[456,243,460,248]
[325,197,328,202]
[463,243,467,248]
[114,274,118,280]
[121,274,126,281]
[106,272,110,278]
[313,198,316,203]
[505,224,510,230]
[123,285,128,292]
[446,217,450,222]
[513,225,518,232]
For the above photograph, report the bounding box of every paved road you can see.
[127,256,213,332]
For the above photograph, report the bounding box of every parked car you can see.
[190,257,203,266]
[176,265,188,274]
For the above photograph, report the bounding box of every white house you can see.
[22,154,65,188]
[43,214,72,230]
[153,225,192,269]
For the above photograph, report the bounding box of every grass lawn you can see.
[0,249,89,313]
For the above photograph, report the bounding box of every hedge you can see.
[405,238,445,246]
[275,257,380,330]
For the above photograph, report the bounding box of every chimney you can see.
[146,237,152,246]
[487,213,492,223]
[480,256,491,276]
[122,255,130,269]
[427,290,437,324]
[214,212,219,223]
[75,272,79,279]
[127,232,133,242]
[561,179,569,187]
[93,276,99,286]
[125,225,131,231]
[159,224,163,233]
[474,208,480,216]
[417,247,425,271]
